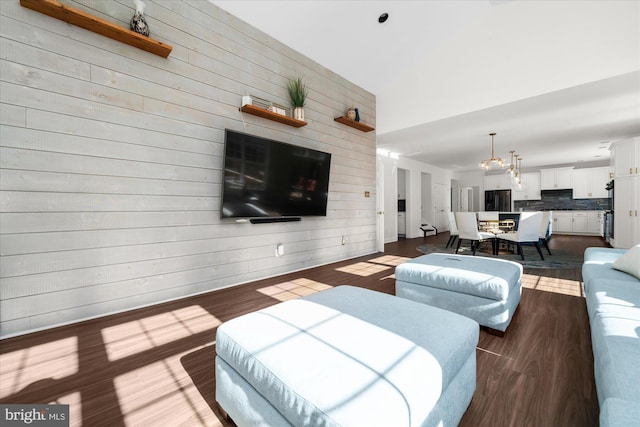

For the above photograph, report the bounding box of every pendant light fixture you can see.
[506,150,517,177]
[479,132,504,170]
[515,156,528,191]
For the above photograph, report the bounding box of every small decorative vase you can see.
[130,0,150,37]
[294,107,305,121]
[354,108,360,122]
[347,108,356,120]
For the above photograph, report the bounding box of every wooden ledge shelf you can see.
[20,0,173,58]
[334,116,375,132]
[240,104,307,128]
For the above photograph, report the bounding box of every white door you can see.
[460,187,472,212]
[433,183,450,231]
[376,157,385,252]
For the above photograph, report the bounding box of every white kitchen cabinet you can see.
[572,212,588,233]
[541,167,573,190]
[612,177,640,249]
[484,174,510,190]
[587,211,604,236]
[553,212,573,233]
[512,172,541,200]
[611,137,640,179]
[572,167,610,199]
[610,138,640,248]
[552,211,601,235]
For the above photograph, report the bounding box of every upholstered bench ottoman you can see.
[395,253,522,336]
[215,285,478,427]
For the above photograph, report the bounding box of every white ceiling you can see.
[211,0,640,172]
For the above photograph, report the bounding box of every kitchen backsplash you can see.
[514,189,611,211]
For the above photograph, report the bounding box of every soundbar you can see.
[249,217,301,224]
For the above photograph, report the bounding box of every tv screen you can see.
[221,129,331,219]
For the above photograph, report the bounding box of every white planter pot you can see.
[294,107,305,121]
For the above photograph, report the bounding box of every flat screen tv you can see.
[221,129,331,219]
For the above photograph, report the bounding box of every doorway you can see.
[376,157,385,252]
[433,182,450,231]
[460,187,473,212]
[397,168,408,238]
[421,172,432,226]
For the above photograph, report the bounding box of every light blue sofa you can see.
[582,248,640,427]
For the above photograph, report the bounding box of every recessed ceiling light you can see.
[378,13,389,23]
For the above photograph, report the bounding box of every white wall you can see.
[379,154,453,241]
[454,170,487,210]
[377,1,639,134]
[0,0,377,338]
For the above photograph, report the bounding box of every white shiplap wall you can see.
[0,0,377,338]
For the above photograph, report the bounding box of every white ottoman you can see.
[395,253,522,336]
[215,285,479,427]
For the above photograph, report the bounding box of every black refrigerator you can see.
[485,190,511,211]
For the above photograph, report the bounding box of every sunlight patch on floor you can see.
[101,306,221,361]
[334,255,411,277]
[367,255,412,266]
[258,278,333,302]
[335,262,391,276]
[56,391,82,426]
[0,337,78,399]
[522,273,583,297]
[114,347,210,426]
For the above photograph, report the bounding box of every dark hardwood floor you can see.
[0,233,607,426]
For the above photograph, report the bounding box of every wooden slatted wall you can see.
[0,0,377,338]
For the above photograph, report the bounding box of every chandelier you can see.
[479,133,504,170]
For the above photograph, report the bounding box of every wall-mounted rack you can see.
[334,116,375,132]
[20,0,173,58]
[240,104,307,128]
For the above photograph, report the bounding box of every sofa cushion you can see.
[582,248,627,293]
[585,272,640,406]
[585,278,640,323]
[584,247,627,264]
[582,263,636,294]
[590,310,640,405]
[612,244,640,280]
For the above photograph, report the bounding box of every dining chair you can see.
[497,212,545,260]
[539,211,553,255]
[454,212,496,255]
[446,211,459,248]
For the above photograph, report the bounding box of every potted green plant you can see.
[287,76,308,121]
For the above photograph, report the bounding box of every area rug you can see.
[416,243,583,269]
